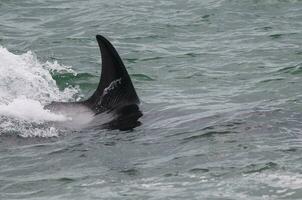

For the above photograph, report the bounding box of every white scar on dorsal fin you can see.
[102,78,122,96]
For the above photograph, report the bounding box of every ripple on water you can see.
[131,73,155,81]
[1,177,77,198]
[277,63,302,75]
[120,168,140,176]
[189,168,210,173]
[258,77,285,83]
[242,162,279,174]
[182,130,233,143]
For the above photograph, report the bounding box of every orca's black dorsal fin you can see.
[85,35,140,113]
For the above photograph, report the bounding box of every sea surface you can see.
[0,0,302,199]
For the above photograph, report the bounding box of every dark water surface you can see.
[1,0,302,199]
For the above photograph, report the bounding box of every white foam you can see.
[0,97,70,123]
[0,46,79,137]
[0,46,77,104]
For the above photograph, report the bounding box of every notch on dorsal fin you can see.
[85,35,140,113]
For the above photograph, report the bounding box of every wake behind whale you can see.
[0,35,142,137]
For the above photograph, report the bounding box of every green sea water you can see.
[1,0,302,199]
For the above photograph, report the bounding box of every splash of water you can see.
[0,46,79,137]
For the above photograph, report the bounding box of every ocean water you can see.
[0,0,302,199]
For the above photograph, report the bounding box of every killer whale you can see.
[45,35,142,131]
